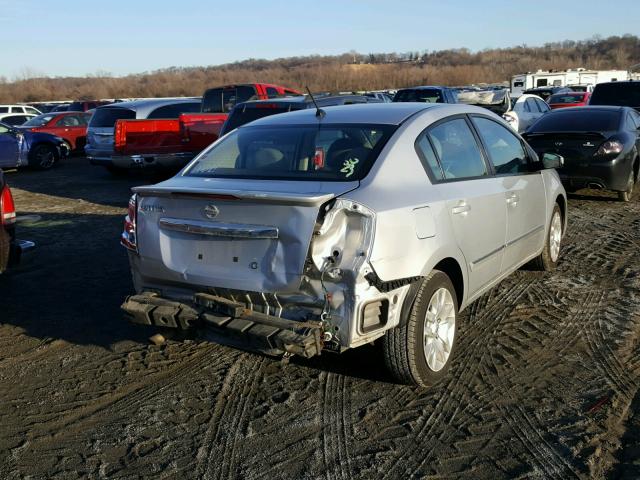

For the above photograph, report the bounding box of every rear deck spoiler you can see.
[132,185,336,206]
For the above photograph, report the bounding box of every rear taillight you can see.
[114,120,125,153]
[0,184,16,226]
[121,193,137,252]
[595,140,623,156]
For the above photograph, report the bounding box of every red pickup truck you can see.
[113,83,301,170]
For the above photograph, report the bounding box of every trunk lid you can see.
[133,177,358,293]
[524,131,610,169]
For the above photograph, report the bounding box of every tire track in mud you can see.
[24,343,227,443]
[196,354,269,480]
[377,278,539,479]
[319,372,354,480]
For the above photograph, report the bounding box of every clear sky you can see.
[1,0,638,78]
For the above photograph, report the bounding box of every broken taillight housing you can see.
[121,193,138,252]
[0,184,16,226]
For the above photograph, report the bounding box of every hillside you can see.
[0,35,638,103]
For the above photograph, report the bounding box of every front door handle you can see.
[506,193,519,206]
[451,202,470,215]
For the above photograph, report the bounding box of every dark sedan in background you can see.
[0,171,34,273]
[523,106,640,201]
[0,121,70,170]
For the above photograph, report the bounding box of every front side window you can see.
[426,118,487,180]
[473,117,529,174]
[56,115,82,127]
[25,107,39,114]
[185,124,396,182]
[0,107,8,113]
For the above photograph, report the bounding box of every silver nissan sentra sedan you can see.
[121,103,567,386]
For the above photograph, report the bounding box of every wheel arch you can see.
[433,257,464,310]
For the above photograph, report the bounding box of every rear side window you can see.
[202,86,257,113]
[56,115,84,127]
[266,87,279,98]
[525,98,538,112]
[426,118,487,180]
[472,117,528,174]
[89,107,136,128]
[536,99,550,112]
[147,102,201,119]
[591,83,640,108]
[415,133,444,180]
[529,110,621,133]
[0,107,8,113]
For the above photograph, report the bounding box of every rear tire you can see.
[531,203,562,271]
[383,270,458,387]
[618,169,635,202]
[29,144,58,170]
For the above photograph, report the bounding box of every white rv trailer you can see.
[510,68,630,97]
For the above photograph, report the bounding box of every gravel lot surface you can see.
[0,157,639,479]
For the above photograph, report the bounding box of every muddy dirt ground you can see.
[0,157,639,479]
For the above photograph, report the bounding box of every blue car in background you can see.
[0,121,69,170]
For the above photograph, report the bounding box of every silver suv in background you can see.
[121,103,567,386]
[85,98,201,173]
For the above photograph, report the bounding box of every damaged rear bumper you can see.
[122,291,324,358]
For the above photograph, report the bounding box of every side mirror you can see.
[542,152,564,169]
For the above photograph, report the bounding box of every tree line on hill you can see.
[0,35,638,103]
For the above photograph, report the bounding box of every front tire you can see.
[532,203,562,271]
[383,270,458,387]
[29,144,58,170]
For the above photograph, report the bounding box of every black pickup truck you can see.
[0,171,34,273]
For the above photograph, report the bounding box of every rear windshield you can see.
[185,124,396,181]
[529,110,620,133]
[202,86,257,113]
[394,89,444,103]
[223,105,299,133]
[590,83,640,108]
[548,93,585,104]
[23,114,56,126]
[89,107,136,128]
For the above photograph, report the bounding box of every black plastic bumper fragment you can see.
[121,292,323,358]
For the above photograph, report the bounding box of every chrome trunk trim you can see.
[159,217,279,239]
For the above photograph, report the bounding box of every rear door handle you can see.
[451,202,470,215]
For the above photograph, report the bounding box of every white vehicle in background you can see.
[510,69,630,97]
[502,94,550,133]
[0,105,41,116]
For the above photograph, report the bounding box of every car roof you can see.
[234,94,370,109]
[396,86,450,91]
[242,103,448,127]
[96,97,201,113]
[547,106,627,113]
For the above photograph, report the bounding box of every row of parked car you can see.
[2,79,640,388]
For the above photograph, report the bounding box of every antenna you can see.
[306,86,325,119]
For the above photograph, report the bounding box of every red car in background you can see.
[19,111,92,153]
[547,92,591,109]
